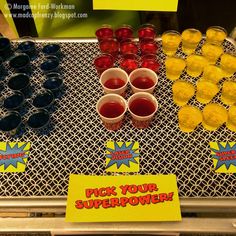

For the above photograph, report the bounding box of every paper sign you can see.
[66,174,181,222]
[106,141,139,172]
[0,142,31,172]
[210,142,236,173]
[93,0,178,12]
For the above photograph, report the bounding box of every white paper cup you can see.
[96,94,127,131]
[128,92,158,129]
[129,68,158,93]
[100,68,128,97]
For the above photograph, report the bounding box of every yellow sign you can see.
[93,0,178,12]
[210,142,236,173]
[0,142,31,172]
[66,174,181,222]
[106,141,139,172]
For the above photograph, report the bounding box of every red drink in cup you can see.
[138,24,156,41]
[120,53,140,74]
[115,25,133,42]
[140,39,158,55]
[129,68,158,93]
[99,38,119,57]
[97,94,127,131]
[100,68,129,96]
[94,54,114,75]
[128,92,158,129]
[120,40,138,55]
[141,54,160,73]
[95,25,113,41]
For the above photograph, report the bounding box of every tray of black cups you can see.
[0,37,65,137]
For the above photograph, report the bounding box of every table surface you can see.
[0,38,236,198]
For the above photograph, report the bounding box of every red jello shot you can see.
[94,54,114,75]
[120,54,140,74]
[95,25,113,41]
[97,94,127,131]
[120,40,138,55]
[99,38,119,57]
[128,92,158,129]
[138,24,156,41]
[140,39,158,55]
[115,25,133,42]
[141,54,160,73]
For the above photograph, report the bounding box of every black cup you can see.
[18,40,37,60]
[42,44,62,59]
[43,77,63,98]
[9,53,31,74]
[0,111,22,136]
[27,109,50,132]
[8,73,31,98]
[0,37,12,60]
[40,56,60,74]
[3,91,25,111]
[32,90,54,110]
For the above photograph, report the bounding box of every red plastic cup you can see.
[128,92,158,129]
[120,40,138,55]
[120,54,140,74]
[96,94,127,131]
[94,54,114,75]
[115,25,133,42]
[140,39,158,55]
[141,54,160,73]
[138,24,156,41]
[99,38,119,57]
[95,25,113,41]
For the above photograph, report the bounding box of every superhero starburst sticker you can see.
[0,142,31,172]
[210,142,236,173]
[106,142,139,172]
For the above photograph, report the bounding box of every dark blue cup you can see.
[40,56,60,74]
[43,77,63,98]
[32,90,54,110]
[42,44,62,59]
[0,111,22,136]
[18,40,37,60]
[0,37,12,60]
[3,91,25,111]
[8,73,31,98]
[27,109,50,132]
[9,53,31,74]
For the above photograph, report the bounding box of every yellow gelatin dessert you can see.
[165,57,186,81]
[178,105,202,132]
[201,43,223,64]
[162,30,181,56]
[186,55,208,77]
[202,65,223,84]
[221,81,236,105]
[196,80,219,104]
[220,53,236,77]
[227,105,236,132]
[202,103,228,131]
[172,80,195,106]
[206,26,227,45]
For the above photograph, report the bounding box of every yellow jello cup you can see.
[181,28,202,55]
[165,57,186,81]
[220,53,236,77]
[227,105,236,132]
[178,105,202,132]
[201,43,224,64]
[172,80,195,106]
[162,30,181,56]
[206,26,227,46]
[196,80,219,104]
[202,103,228,131]
[221,81,236,105]
[202,65,223,84]
[186,54,208,77]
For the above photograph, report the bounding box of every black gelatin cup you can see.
[32,89,55,111]
[42,44,62,59]
[43,77,64,98]
[0,37,12,60]
[18,40,37,60]
[40,56,60,74]
[9,53,31,74]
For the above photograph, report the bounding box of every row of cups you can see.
[100,67,158,96]
[97,92,158,131]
